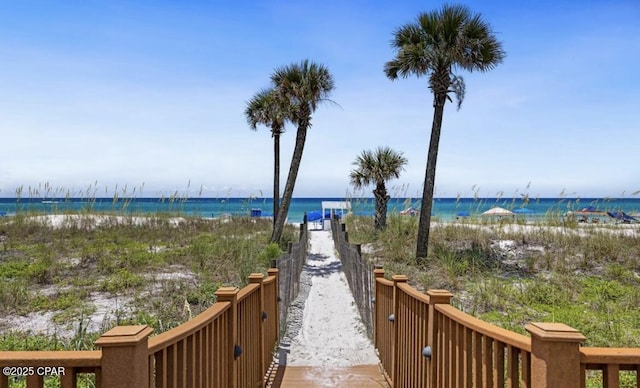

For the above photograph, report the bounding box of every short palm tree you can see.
[384,4,505,260]
[270,60,335,243]
[350,147,408,230]
[245,88,290,226]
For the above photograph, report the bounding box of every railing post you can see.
[525,322,585,388]
[341,223,349,243]
[427,289,453,388]
[94,325,153,388]
[373,269,385,350]
[392,275,408,386]
[216,286,240,388]
[249,273,266,382]
[268,268,280,342]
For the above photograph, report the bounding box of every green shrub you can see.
[100,269,145,293]
[257,243,282,267]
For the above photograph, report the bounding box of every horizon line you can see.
[1,196,639,200]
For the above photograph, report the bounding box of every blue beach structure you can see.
[607,211,638,223]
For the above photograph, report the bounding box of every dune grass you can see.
[0,213,297,352]
[346,213,640,348]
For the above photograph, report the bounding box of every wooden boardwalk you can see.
[266,365,389,387]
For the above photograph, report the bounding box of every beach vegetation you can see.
[384,4,505,262]
[346,214,640,349]
[0,212,293,353]
[257,242,283,267]
[349,147,408,230]
[245,88,292,229]
[269,59,336,243]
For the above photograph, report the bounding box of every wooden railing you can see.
[0,270,280,388]
[0,351,102,388]
[374,269,640,388]
[273,218,308,338]
[330,216,374,338]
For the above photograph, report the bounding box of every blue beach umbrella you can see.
[607,211,637,222]
[306,210,323,222]
[456,211,470,217]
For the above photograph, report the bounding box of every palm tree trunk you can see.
[374,183,390,230]
[273,132,280,228]
[271,121,308,243]
[416,94,446,261]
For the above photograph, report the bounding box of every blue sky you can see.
[1,1,638,199]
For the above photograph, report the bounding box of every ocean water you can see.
[1,197,639,223]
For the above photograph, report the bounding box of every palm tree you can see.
[269,60,335,243]
[384,4,504,261]
[350,147,408,230]
[245,88,290,227]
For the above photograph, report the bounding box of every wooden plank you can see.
[507,345,519,388]
[60,367,77,388]
[267,365,388,387]
[604,364,620,388]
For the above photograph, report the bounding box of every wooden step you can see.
[267,364,389,387]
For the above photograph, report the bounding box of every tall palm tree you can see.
[269,60,335,243]
[384,4,504,261]
[245,88,290,226]
[350,147,408,230]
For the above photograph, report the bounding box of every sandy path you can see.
[278,230,378,367]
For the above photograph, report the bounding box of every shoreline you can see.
[2,196,639,226]
[3,212,639,230]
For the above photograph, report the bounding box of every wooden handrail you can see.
[581,347,640,365]
[0,269,281,388]
[375,268,640,388]
[147,301,231,353]
[435,303,531,352]
[237,282,260,302]
[0,350,102,366]
[396,282,430,303]
[375,277,393,287]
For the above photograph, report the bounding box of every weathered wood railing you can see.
[273,217,308,338]
[0,270,280,388]
[374,268,640,387]
[330,215,374,338]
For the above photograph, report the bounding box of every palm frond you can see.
[244,88,291,135]
[385,3,504,107]
[349,146,408,189]
[271,59,335,124]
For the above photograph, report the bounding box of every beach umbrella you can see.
[481,207,514,216]
[456,211,470,217]
[306,210,322,222]
[607,211,637,222]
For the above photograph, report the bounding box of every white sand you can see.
[23,214,187,229]
[434,221,640,238]
[278,230,378,367]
